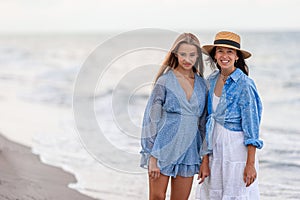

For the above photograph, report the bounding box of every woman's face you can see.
[214,46,239,70]
[176,43,198,71]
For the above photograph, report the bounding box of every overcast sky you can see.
[0,0,299,33]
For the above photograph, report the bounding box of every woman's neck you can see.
[219,67,236,84]
[174,68,194,78]
[220,67,236,77]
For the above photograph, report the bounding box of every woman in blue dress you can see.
[140,33,208,200]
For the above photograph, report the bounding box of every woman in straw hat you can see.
[196,31,263,199]
[140,33,208,200]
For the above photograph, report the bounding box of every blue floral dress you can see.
[140,70,207,177]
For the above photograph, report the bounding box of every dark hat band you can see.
[214,39,240,49]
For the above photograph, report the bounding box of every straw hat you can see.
[202,31,251,59]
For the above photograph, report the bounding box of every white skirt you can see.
[196,123,260,200]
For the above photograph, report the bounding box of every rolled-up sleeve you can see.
[140,77,166,168]
[239,82,263,149]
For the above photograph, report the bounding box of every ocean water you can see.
[0,30,299,199]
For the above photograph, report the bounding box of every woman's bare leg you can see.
[149,173,169,200]
[170,176,194,200]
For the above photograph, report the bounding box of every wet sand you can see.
[0,133,96,200]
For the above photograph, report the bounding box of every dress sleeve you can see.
[199,84,212,156]
[239,81,263,149]
[140,77,166,168]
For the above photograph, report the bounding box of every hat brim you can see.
[202,44,251,59]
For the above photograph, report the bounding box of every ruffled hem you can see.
[197,179,260,200]
[160,163,200,178]
[197,189,255,200]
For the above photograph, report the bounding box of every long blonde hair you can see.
[154,33,204,83]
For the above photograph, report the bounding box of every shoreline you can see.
[0,133,96,200]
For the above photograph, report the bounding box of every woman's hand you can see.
[148,156,160,180]
[243,163,257,187]
[198,155,210,184]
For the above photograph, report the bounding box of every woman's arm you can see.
[148,156,160,180]
[244,145,257,187]
[140,77,166,169]
[198,155,210,184]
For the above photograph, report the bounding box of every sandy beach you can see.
[0,133,95,200]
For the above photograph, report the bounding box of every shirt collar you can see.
[229,68,243,82]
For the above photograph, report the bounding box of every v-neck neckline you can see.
[171,70,196,102]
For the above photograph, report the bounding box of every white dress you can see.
[196,94,260,200]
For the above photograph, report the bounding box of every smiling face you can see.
[214,46,239,71]
[176,43,198,72]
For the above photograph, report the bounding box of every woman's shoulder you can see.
[236,74,261,99]
[238,73,257,89]
[206,70,219,81]
[155,70,172,85]
[195,73,208,87]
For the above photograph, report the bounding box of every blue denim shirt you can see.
[204,68,263,154]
